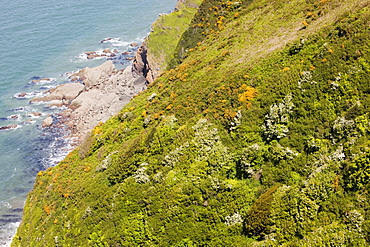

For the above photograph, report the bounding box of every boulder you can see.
[30,83,85,103]
[87,54,101,59]
[47,100,64,108]
[76,61,116,87]
[42,117,53,127]
[100,38,114,43]
[16,93,27,98]
[130,42,138,47]
[23,120,35,125]
[29,112,42,117]
[103,48,112,54]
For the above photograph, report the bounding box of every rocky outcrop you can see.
[30,60,148,145]
[132,45,154,83]
[73,61,116,87]
[64,63,148,143]
[30,83,85,103]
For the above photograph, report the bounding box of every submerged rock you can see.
[28,112,42,117]
[103,48,112,54]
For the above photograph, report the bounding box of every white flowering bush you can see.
[229,110,242,131]
[263,95,294,140]
[225,212,243,226]
[133,163,150,183]
[332,116,355,140]
[298,71,316,88]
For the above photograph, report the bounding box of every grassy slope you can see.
[13,0,370,246]
[145,0,203,78]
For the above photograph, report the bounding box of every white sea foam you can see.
[110,40,131,47]
[41,137,73,168]
[25,113,42,118]
[13,92,43,99]
[0,222,20,247]
[0,201,12,209]
[39,85,55,90]
[28,78,56,85]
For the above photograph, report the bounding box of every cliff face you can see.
[12,0,370,246]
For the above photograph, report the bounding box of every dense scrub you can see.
[13,0,370,246]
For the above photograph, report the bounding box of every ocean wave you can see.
[100,37,131,47]
[9,107,25,112]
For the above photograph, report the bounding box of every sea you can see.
[0,0,176,245]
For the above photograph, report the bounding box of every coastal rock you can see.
[30,83,85,103]
[23,119,35,125]
[75,61,116,87]
[16,93,27,98]
[0,125,18,131]
[60,64,148,144]
[132,45,152,84]
[42,117,53,127]
[30,78,52,84]
[87,54,101,59]
[103,48,112,54]
[8,115,18,120]
[130,42,138,47]
[28,112,42,117]
[100,38,114,43]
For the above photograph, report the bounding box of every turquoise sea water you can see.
[0,0,176,244]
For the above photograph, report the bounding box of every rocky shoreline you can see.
[30,44,152,147]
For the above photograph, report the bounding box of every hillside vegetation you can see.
[13,0,370,246]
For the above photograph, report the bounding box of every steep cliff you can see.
[13,0,370,246]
